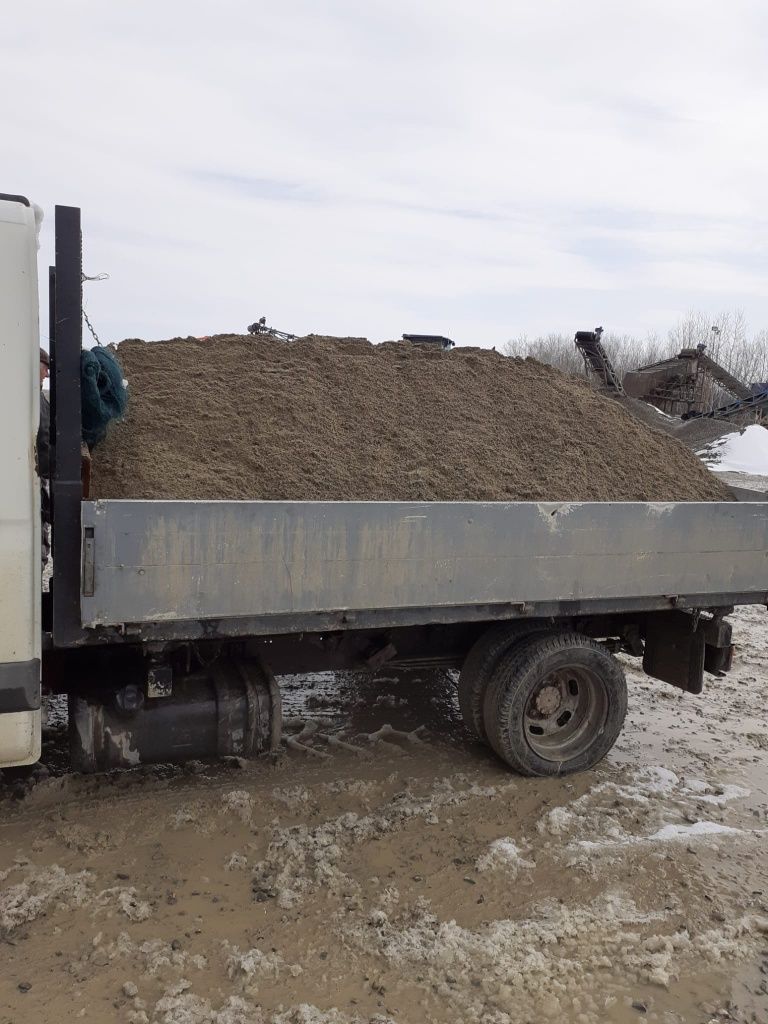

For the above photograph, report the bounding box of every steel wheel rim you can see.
[523,665,608,761]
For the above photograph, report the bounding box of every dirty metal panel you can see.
[80,501,768,630]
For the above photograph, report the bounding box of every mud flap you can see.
[643,612,733,694]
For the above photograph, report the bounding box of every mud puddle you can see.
[1,606,767,1023]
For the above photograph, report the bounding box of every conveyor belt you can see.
[685,388,768,421]
[575,330,624,394]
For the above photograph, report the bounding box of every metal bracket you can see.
[82,527,95,596]
[364,640,397,671]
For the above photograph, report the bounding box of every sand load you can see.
[89,335,731,502]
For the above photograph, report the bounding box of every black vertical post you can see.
[48,266,55,357]
[51,205,84,646]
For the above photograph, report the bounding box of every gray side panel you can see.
[0,659,41,712]
[79,501,768,629]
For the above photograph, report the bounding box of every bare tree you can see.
[503,330,673,381]
[504,333,583,375]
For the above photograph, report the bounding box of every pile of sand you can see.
[673,416,744,450]
[89,335,731,502]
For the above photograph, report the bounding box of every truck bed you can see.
[80,500,768,639]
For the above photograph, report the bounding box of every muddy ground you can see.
[1,606,767,1024]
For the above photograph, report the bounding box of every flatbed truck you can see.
[1,197,766,776]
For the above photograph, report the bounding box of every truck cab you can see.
[0,194,42,766]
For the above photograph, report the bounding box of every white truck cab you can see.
[0,194,42,765]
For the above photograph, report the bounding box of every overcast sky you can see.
[3,1,768,348]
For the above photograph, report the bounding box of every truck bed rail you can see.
[79,500,768,639]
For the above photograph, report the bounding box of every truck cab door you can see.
[0,194,42,766]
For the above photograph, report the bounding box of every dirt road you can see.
[1,606,767,1024]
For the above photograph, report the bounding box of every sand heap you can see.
[89,335,731,502]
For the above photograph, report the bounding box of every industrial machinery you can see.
[247,316,296,341]
[683,385,768,423]
[624,345,752,417]
[574,328,624,394]
[2,196,767,779]
[402,334,455,350]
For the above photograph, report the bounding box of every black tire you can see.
[482,632,627,777]
[457,622,552,741]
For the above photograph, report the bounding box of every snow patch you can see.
[224,852,249,871]
[252,775,515,907]
[698,424,768,475]
[534,766,756,869]
[476,838,534,876]
[221,790,254,825]
[271,1008,395,1024]
[349,893,766,1019]
[151,980,257,1023]
[0,864,91,930]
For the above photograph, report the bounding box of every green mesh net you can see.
[81,346,128,448]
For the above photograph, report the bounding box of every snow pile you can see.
[698,424,768,474]
[252,774,514,908]
[221,790,255,825]
[81,931,207,976]
[648,821,747,841]
[271,785,311,807]
[0,864,91,930]
[535,765,753,857]
[476,838,534,877]
[578,820,764,850]
[150,980,258,1024]
[350,894,768,1019]
[113,886,153,921]
[271,1009,395,1024]
[681,779,750,805]
[224,942,302,992]
[149,986,394,1024]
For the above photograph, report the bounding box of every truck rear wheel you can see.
[458,622,551,741]
[482,632,627,776]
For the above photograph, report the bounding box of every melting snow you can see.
[578,820,766,849]
[476,838,534,875]
[698,424,768,475]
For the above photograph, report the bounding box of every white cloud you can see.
[2,0,767,346]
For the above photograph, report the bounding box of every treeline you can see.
[504,311,768,391]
